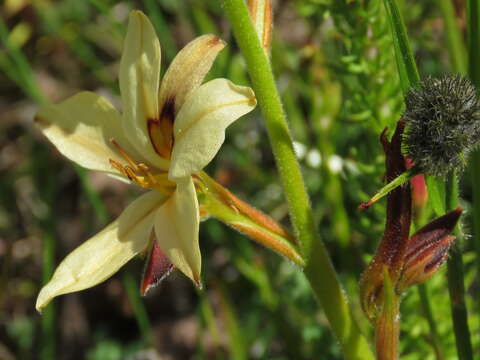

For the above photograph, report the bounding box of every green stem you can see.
[417,284,444,360]
[122,271,154,346]
[222,1,374,359]
[468,0,480,84]
[439,0,468,75]
[467,0,480,340]
[445,173,473,360]
[414,213,444,360]
[375,268,400,360]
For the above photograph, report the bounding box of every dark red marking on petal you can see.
[141,240,174,296]
[148,97,176,158]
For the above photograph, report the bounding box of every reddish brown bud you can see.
[397,207,462,291]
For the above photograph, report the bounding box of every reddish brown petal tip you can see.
[141,240,175,296]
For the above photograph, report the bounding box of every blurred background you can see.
[0,0,477,359]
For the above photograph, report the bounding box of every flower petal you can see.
[36,191,167,311]
[34,91,141,176]
[158,34,225,114]
[154,177,201,284]
[169,79,256,179]
[119,10,169,169]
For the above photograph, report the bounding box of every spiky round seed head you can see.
[402,75,480,177]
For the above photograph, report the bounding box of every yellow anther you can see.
[108,138,175,195]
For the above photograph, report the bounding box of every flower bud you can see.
[397,207,461,292]
[248,0,272,55]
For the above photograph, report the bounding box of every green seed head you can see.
[403,75,480,176]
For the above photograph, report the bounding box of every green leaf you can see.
[383,0,420,91]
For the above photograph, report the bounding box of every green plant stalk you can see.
[417,284,444,360]
[217,282,248,360]
[122,271,154,346]
[439,0,468,75]
[445,174,473,360]
[375,268,400,360]
[222,1,374,358]
[384,1,473,357]
[467,0,480,332]
[414,212,445,360]
[434,3,469,358]
[198,293,222,350]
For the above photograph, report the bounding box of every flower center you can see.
[109,139,175,194]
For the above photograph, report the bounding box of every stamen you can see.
[109,159,128,178]
[110,138,139,170]
[108,138,175,194]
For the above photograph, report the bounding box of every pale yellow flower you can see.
[34,10,256,311]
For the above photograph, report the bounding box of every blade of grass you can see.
[122,271,154,346]
[417,284,445,360]
[383,0,420,88]
[217,282,248,360]
[383,1,473,358]
[143,0,178,63]
[440,0,468,75]
[222,1,374,359]
[445,174,473,360]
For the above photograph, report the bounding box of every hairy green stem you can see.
[222,1,374,358]
[445,173,473,360]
